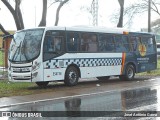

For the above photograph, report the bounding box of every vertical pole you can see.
[4,38,11,68]
[148,0,151,32]
[91,0,98,26]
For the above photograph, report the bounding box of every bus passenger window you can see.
[80,33,98,52]
[122,36,130,52]
[130,36,140,51]
[99,34,115,52]
[98,34,106,52]
[67,32,79,52]
[106,35,115,52]
[141,37,155,54]
[80,33,89,51]
[44,36,61,52]
[114,35,126,52]
[87,34,98,52]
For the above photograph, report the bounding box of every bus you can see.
[7,26,157,87]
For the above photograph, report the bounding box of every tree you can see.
[151,18,160,33]
[112,0,160,28]
[117,0,124,27]
[39,0,47,27]
[55,0,69,26]
[1,0,24,30]
[1,0,48,34]
[48,0,69,26]
[0,24,10,35]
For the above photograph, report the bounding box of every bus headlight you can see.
[32,72,38,79]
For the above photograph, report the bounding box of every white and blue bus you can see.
[7,26,157,87]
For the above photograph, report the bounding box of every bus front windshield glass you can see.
[9,29,44,62]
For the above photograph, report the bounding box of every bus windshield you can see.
[9,28,44,62]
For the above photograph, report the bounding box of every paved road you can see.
[0,76,160,120]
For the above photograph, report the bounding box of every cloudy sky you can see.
[0,0,159,31]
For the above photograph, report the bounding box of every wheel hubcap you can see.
[128,68,133,78]
[69,71,77,83]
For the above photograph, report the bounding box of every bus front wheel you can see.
[65,66,79,86]
[119,64,135,81]
[36,81,49,87]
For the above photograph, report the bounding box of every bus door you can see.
[43,30,65,81]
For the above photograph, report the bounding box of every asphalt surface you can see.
[0,76,160,120]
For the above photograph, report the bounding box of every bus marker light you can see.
[123,31,129,35]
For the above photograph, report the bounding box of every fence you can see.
[0,49,8,80]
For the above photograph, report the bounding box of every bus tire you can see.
[97,76,110,80]
[65,66,79,86]
[36,81,49,87]
[119,64,135,81]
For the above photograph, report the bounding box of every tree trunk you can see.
[39,0,47,27]
[2,0,24,30]
[15,0,24,29]
[117,0,124,28]
[55,0,69,26]
[0,24,10,35]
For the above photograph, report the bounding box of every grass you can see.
[0,80,63,98]
[0,50,4,67]
[0,81,34,97]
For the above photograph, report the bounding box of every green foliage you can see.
[0,51,3,67]
[0,81,34,97]
[0,81,61,98]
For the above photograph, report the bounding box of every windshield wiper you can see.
[12,41,22,61]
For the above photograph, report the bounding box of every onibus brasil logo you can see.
[138,44,146,57]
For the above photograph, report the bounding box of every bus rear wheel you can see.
[36,81,49,87]
[119,64,135,81]
[65,66,79,86]
[97,76,110,80]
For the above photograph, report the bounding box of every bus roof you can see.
[45,26,130,34]
[18,26,154,36]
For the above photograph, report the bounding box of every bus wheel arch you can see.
[64,64,80,86]
[119,62,136,81]
[126,62,136,73]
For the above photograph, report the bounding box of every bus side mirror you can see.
[3,34,13,40]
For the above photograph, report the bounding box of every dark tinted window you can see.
[157,44,160,48]
[122,36,130,52]
[43,31,65,61]
[66,32,80,52]
[80,33,98,52]
[99,34,115,52]
[114,35,129,52]
[130,36,140,51]
[141,37,155,53]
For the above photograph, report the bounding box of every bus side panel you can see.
[43,53,123,80]
[43,68,66,81]
[80,65,122,78]
[137,54,157,73]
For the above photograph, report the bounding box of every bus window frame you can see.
[66,31,80,53]
[79,32,99,53]
[98,33,115,53]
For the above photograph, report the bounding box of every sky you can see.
[0,0,159,31]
